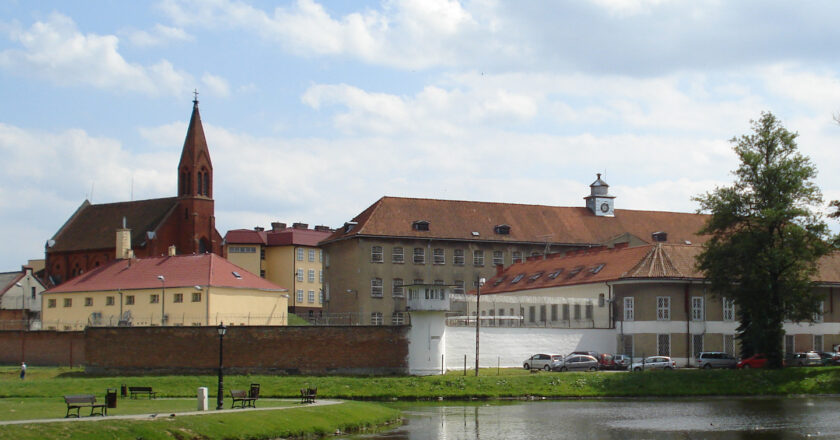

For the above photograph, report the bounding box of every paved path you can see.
[0,399,342,426]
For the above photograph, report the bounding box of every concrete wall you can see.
[0,330,85,366]
[83,325,408,375]
[443,325,616,370]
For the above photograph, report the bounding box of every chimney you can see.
[314,225,331,232]
[168,245,177,256]
[254,226,265,232]
[652,231,668,242]
[496,264,505,277]
[116,217,132,259]
[271,222,286,232]
[293,222,309,229]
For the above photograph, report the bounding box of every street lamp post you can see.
[157,275,165,325]
[216,322,227,410]
[475,277,485,377]
[15,282,25,330]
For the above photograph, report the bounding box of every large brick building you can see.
[44,98,223,286]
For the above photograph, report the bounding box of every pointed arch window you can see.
[196,171,203,196]
[203,170,210,196]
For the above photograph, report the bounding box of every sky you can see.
[1,0,840,271]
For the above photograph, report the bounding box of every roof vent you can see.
[590,263,605,274]
[344,222,358,233]
[494,225,511,235]
[271,222,286,231]
[293,222,309,229]
[652,231,668,242]
[412,220,430,231]
[232,271,242,279]
[254,227,264,232]
[471,231,479,236]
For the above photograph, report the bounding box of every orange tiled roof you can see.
[225,227,332,247]
[321,196,710,246]
[45,253,286,294]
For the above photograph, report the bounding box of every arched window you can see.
[196,171,203,196]
[199,238,210,254]
[203,171,210,196]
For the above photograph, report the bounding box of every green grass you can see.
[0,400,400,440]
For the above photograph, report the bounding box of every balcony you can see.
[406,284,451,312]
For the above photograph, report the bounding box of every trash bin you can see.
[106,388,118,409]
[120,384,127,397]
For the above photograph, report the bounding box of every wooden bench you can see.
[128,386,157,399]
[230,389,258,408]
[64,394,107,418]
[300,387,317,404]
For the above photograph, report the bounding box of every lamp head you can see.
[15,282,22,287]
[478,277,486,287]
[217,322,227,336]
[157,275,165,282]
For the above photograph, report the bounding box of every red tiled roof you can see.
[479,244,840,295]
[225,228,331,247]
[45,254,286,294]
[49,198,179,252]
[321,196,710,246]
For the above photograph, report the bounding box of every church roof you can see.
[179,99,212,170]
[321,196,710,247]
[45,253,286,293]
[48,198,179,253]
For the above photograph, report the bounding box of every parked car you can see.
[817,352,840,366]
[736,354,768,369]
[523,354,562,371]
[613,354,632,370]
[697,352,737,369]
[553,354,600,372]
[630,356,676,371]
[786,352,822,367]
[597,353,617,370]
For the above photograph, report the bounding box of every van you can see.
[697,352,736,369]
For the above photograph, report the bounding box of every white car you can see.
[523,353,562,371]
[630,356,676,371]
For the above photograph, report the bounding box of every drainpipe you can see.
[685,284,690,367]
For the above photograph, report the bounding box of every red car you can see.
[737,354,770,369]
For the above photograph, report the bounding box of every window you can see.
[297,248,304,260]
[658,334,671,356]
[371,278,383,297]
[494,224,511,235]
[512,251,523,263]
[260,269,266,278]
[192,292,201,302]
[84,297,93,306]
[173,293,183,303]
[473,250,484,266]
[413,278,424,285]
[392,247,404,263]
[296,290,304,303]
[551,304,558,321]
[308,249,315,262]
[260,248,265,260]
[392,279,404,297]
[785,334,794,355]
[433,248,445,265]
[540,305,546,322]
[126,295,135,305]
[392,312,405,325]
[621,334,634,356]
[228,246,256,253]
[528,272,543,282]
[454,280,465,295]
[412,220,429,231]
[63,298,72,307]
[574,304,581,320]
[562,304,570,320]
[308,269,315,282]
[691,297,704,321]
[724,334,735,356]
[297,269,304,282]
[657,296,670,320]
[624,297,634,321]
[585,301,593,319]
[48,298,56,308]
[692,334,704,360]
[319,289,324,303]
[454,249,465,265]
[150,294,160,304]
[308,290,315,303]
[814,301,825,323]
[371,246,383,262]
[413,248,425,264]
[319,270,323,283]
[528,306,536,323]
[723,297,735,321]
[493,251,504,266]
[815,334,824,352]
[319,250,323,262]
[371,312,384,325]
[598,293,605,307]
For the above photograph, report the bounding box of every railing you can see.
[444,312,601,328]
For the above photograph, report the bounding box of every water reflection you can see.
[350,397,840,440]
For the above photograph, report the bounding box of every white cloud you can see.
[0,13,194,96]
[124,23,194,47]
[201,73,231,97]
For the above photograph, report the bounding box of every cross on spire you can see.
[193,89,199,105]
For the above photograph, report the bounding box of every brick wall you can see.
[0,331,85,366]
[84,325,409,375]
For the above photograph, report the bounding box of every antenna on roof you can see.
[537,234,553,258]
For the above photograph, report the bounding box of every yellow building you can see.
[224,222,332,320]
[41,253,288,331]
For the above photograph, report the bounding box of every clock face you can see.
[600,202,610,213]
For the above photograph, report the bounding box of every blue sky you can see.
[1,0,840,270]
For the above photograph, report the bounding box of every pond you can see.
[350,397,840,439]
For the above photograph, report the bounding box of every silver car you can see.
[523,353,562,371]
[631,356,676,371]
[697,352,737,369]
[553,354,599,372]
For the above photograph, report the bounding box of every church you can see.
[43,97,223,286]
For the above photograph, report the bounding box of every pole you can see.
[475,277,484,376]
[217,325,225,410]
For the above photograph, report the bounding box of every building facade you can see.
[0,266,47,330]
[44,98,223,286]
[224,222,332,318]
[320,176,710,325]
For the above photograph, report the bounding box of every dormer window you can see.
[494,224,511,235]
[528,272,544,282]
[590,263,605,274]
[344,222,357,233]
[511,274,525,284]
[412,220,430,231]
[548,269,564,279]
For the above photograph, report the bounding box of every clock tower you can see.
[584,173,615,217]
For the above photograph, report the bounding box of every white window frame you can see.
[492,250,504,266]
[308,290,315,303]
[308,269,315,283]
[392,312,405,325]
[371,278,383,297]
[433,248,445,265]
[454,280,465,295]
[623,297,634,321]
[691,296,704,321]
[512,251,522,263]
[392,247,404,263]
[392,279,404,297]
[454,249,465,265]
[296,269,303,282]
[657,296,670,321]
[814,301,824,323]
[319,270,323,283]
[296,289,304,303]
[308,249,315,262]
[296,248,304,261]
[371,312,383,325]
[723,297,735,321]
[371,246,383,263]
[473,250,484,267]
[413,247,425,264]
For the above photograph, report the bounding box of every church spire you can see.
[178,93,213,198]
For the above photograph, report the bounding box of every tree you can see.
[694,112,831,368]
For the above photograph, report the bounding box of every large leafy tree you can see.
[694,112,831,368]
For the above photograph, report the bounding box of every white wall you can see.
[407,311,448,375]
[443,325,616,370]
